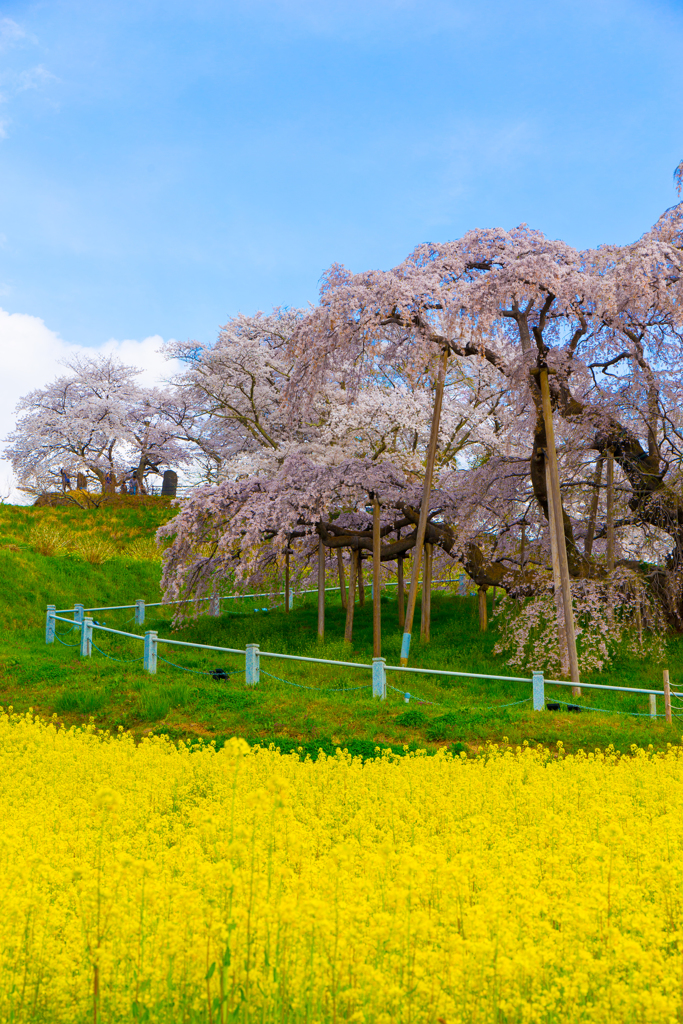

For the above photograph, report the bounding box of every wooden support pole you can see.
[606,450,615,572]
[344,550,358,643]
[396,527,405,629]
[284,549,290,615]
[584,456,604,557]
[358,558,365,607]
[420,542,433,641]
[372,493,381,658]
[337,548,347,611]
[397,556,405,629]
[317,536,325,641]
[478,586,488,632]
[636,593,643,648]
[401,347,449,665]
[539,368,581,695]
[545,459,569,677]
[664,669,672,724]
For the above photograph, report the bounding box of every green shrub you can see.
[396,707,427,727]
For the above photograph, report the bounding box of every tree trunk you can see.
[317,537,325,641]
[545,459,569,677]
[372,494,381,658]
[344,550,358,643]
[584,456,604,557]
[337,548,347,611]
[420,542,433,642]
[284,550,290,615]
[401,347,449,665]
[539,368,581,694]
[478,586,488,632]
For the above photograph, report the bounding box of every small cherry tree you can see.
[4,354,191,495]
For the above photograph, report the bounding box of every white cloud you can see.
[0,307,180,503]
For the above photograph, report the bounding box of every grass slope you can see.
[2,498,683,755]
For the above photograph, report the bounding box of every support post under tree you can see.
[584,456,604,557]
[372,493,381,658]
[337,548,347,611]
[478,586,488,632]
[317,536,325,641]
[401,347,449,665]
[284,549,290,615]
[545,458,569,676]
[344,549,358,643]
[358,558,365,606]
[396,527,405,629]
[539,368,581,695]
[421,542,433,642]
[606,450,615,572]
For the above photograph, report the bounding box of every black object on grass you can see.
[211,668,229,681]
[566,704,581,713]
[546,702,561,711]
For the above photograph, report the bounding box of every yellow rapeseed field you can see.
[2,710,683,1023]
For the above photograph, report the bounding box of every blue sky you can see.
[1,0,682,352]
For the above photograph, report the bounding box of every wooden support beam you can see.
[478,586,488,632]
[420,542,433,642]
[539,368,581,695]
[372,494,381,658]
[606,450,615,572]
[344,550,358,643]
[337,548,347,611]
[401,348,449,665]
[317,536,325,641]
[545,459,569,677]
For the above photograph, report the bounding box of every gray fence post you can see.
[80,617,93,658]
[209,592,220,617]
[372,657,386,700]
[532,671,545,711]
[649,693,657,718]
[74,603,85,629]
[135,599,145,625]
[246,644,260,686]
[144,631,157,674]
[287,590,294,611]
[45,605,56,644]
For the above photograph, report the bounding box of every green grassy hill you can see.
[2,497,683,755]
